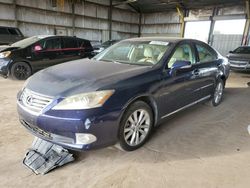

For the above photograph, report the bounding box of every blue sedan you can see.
[17,37,230,151]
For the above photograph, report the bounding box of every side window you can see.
[8,28,18,35]
[0,28,9,35]
[44,38,61,50]
[63,38,78,49]
[195,44,217,63]
[77,39,85,48]
[168,44,195,68]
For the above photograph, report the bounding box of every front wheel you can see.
[119,101,153,151]
[10,62,31,80]
[211,78,224,106]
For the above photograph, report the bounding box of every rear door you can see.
[78,38,93,58]
[61,37,82,62]
[191,41,219,99]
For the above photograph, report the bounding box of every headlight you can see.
[53,90,114,110]
[0,51,11,58]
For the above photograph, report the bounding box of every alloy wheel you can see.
[123,109,151,146]
[214,82,223,104]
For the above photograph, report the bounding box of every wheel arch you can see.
[121,95,159,127]
[8,60,33,75]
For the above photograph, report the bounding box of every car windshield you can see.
[11,36,48,48]
[233,47,250,54]
[94,40,171,66]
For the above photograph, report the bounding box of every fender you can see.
[120,94,159,127]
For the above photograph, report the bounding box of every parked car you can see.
[0,26,24,45]
[92,39,119,55]
[227,46,250,71]
[17,37,230,151]
[0,35,94,80]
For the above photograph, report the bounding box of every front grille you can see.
[229,60,248,66]
[19,88,53,113]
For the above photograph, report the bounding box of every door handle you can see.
[193,69,200,76]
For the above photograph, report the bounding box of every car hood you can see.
[0,45,11,51]
[228,53,250,60]
[25,59,151,97]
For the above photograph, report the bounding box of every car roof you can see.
[123,37,201,44]
[36,35,89,41]
[0,26,20,29]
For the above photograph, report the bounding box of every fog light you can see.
[75,133,97,145]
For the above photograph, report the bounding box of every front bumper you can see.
[17,100,122,151]
[0,58,11,76]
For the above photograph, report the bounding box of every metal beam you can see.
[127,3,140,13]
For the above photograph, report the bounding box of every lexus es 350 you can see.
[17,37,230,151]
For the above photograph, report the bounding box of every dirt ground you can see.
[0,72,250,188]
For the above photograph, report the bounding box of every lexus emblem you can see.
[26,95,33,105]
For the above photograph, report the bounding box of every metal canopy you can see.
[115,0,245,13]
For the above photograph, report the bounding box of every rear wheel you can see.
[10,62,31,80]
[211,78,224,106]
[119,101,153,151]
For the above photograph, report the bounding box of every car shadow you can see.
[74,87,250,164]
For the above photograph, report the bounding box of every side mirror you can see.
[229,50,233,53]
[33,45,42,52]
[170,60,191,76]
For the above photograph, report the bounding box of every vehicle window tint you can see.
[77,39,85,48]
[63,37,77,48]
[0,28,9,35]
[44,38,61,50]
[8,28,18,35]
[168,44,195,68]
[234,47,250,54]
[195,44,217,63]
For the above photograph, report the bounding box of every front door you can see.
[31,37,63,70]
[157,42,200,118]
[61,37,82,62]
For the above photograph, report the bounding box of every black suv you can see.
[0,26,24,45]
[0,35,94,80]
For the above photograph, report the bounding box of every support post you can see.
[13,0,18,27]
[176,6,185,38]
[138,11,142,37]
[242,0,250,45]
[208,7,218,45]
[72,1,76,36]
[108,0,113,40]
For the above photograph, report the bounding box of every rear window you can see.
[62,37,78,48]
[234,47,250,54]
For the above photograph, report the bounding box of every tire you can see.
[119,101,153,151]
[211,78,224,107]
[10,62,31,80]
